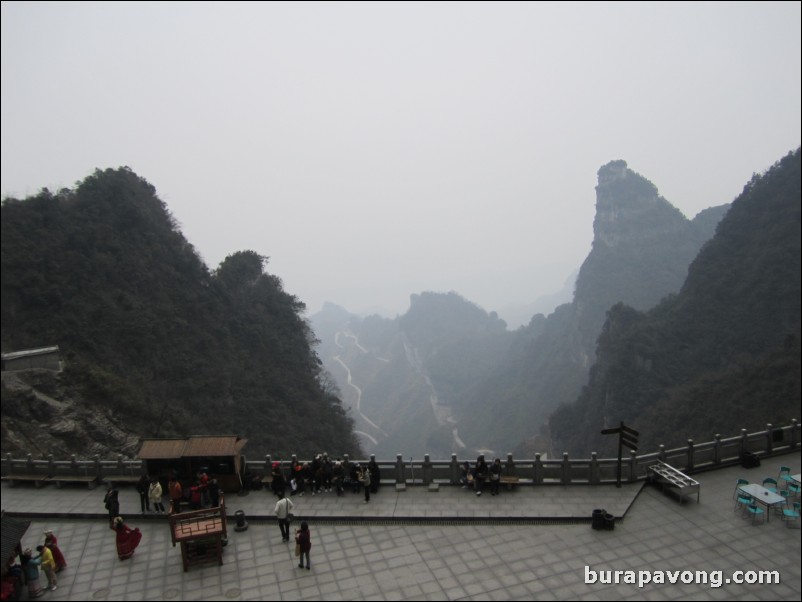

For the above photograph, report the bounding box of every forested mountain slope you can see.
[549,149,801,456]
[1,167,360,458]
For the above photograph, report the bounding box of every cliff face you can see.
[573,160,726,360]
[1,370,140,458]
[549,149,801,456]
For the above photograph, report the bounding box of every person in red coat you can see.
[43,530,67,572]
[113,517,142,560]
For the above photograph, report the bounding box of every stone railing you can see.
[2,420,799,487]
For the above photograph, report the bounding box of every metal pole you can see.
[617,422,623,488]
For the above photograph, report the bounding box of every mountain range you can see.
[311,158,736,458]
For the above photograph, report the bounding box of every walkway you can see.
[3,451,800,600]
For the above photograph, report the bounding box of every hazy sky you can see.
[2,2,800,319]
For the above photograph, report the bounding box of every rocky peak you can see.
[592,160,685,248]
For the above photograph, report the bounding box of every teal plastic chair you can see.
[746,501,765,525]
[734,492,752,514]
[782,502,800,527]
[762,477,779,494]
[733,478,749,500]
[775,490,790,516]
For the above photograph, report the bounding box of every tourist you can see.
[332,460,345,496]
[459,461,474,489]
[271,462,286,497]
[489,458,502,496]
[136,474,150,514]
[149,477,166,513]
[360,465,371,503]
[168,475,183,514]
[43,530,67,572]
[368,458,381,494]
[350,462,362,494]
[103,487,120,528]
[274,490,294,542]
[295,521,311,570]
[35,545,57,591]
[209,478,221,507]
[189,481,202,510]
[474,455,488,496]
[113,516,143,560]
[21,549,44,599]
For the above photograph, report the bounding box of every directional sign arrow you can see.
[621,424,640,437]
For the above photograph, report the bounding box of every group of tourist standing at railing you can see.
[263,453,381,504]
[459,455,504,496]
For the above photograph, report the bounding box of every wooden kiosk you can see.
[136,435,248,492]
[168,496,228,571]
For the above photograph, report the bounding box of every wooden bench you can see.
[648,461,700,504]
[499,475,520,490]
[51,475,98,489]
[50,465,99,488]
[1,474,52,487]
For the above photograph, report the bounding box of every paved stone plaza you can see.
[3,451,800,600]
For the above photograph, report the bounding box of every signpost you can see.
[601,422,639,488]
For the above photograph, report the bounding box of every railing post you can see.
[740,429,748,456]
[766,424,774,455]
[534,453,543,485]
[26,453,34,475]
[792,419,800,448]
[561,453,570,485]
[450,454,459,484]
[629,449,637,482]
[686,440,694,471]
[590,452,599,484]
[395,454,405,485]
[265,455,272,473]
[94,454,102,482]
[713,434,722,465]
[4,452,12,477]
[505,453,515,478]
[47,454,55,477]
[422,454,432,485]
[658,445,666,463]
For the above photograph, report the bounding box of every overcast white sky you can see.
[2,2,800,319]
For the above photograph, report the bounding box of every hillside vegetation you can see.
[1,167,361,459]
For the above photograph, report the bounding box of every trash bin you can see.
[592,508,606,531]
[234,510,248,532]
[741,451,760,469]
[604,513,615,531]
